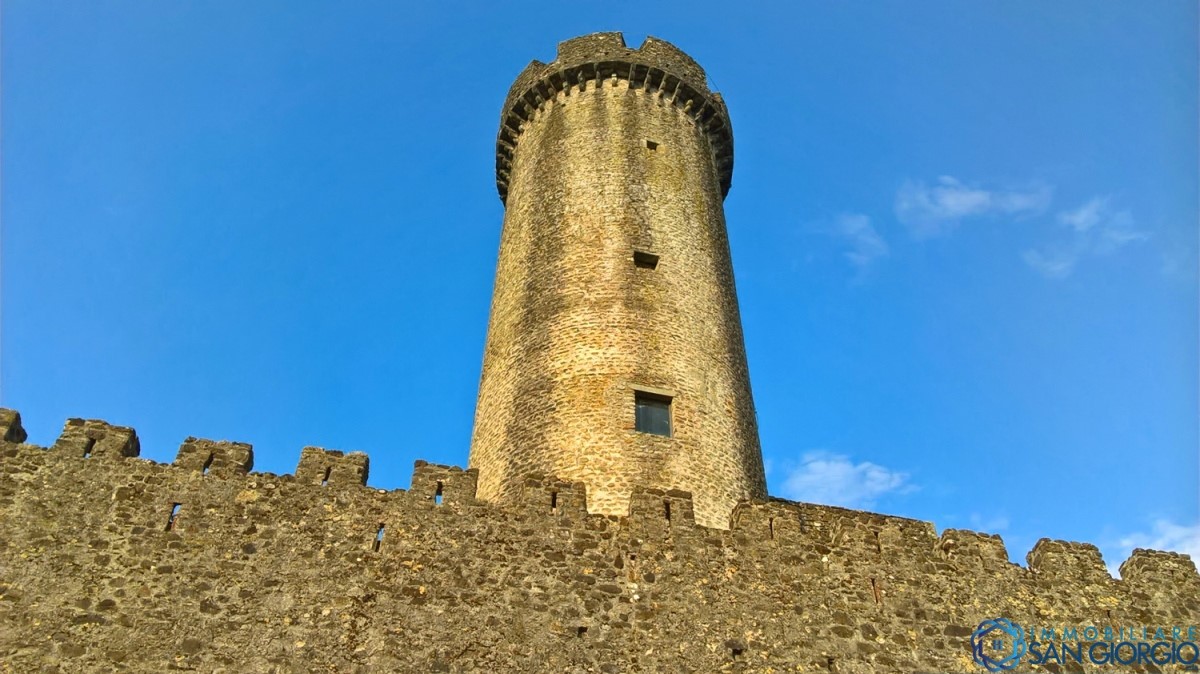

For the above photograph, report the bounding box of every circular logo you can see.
[970,618,1027,672]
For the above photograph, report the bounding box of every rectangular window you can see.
[644,139,659,151]
[635,391,672,437]
[633,251,659,269]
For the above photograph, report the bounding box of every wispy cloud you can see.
[895,176,1052,238]
[777,450,914,509]
[835,213,889,269]
[1104,518,1200,578]
[968,512,1011,533]
[1022,196,1147,279]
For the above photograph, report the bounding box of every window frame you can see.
[634,389,673,437]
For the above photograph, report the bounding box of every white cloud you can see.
[968,512,1011,533]
[1058,197,1108,232]
[1023,196,1147,279]
[1105,518,1200,578]
[835,213,889,269]
[1021,247,1079,279]
[777,450,914,509]
[895,176,1052,238]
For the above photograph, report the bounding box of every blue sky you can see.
[3,1,1197,572]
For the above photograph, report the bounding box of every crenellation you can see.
[410,460,479,506]
[0,408,1197,671]
[729,499,805,543]
[1119,548,1200,585]
[295,446,368,487]
[627,486,697,533]
[5,27,1194,670]
[174,437,253,478]
[519,472,588,517]
[495,32,734,203]
[1027,538,1113,583]
[0,408,26,443]
[53,418,140,459]
[937,528,1012,572]
[555,32,627,63]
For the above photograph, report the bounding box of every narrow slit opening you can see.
[664,500,672,522]
[768,517,775,540]
[201,453,214,476]
[373,523,385,552]
[550,491,558,514]
[321,466,332,487]
[434,481,443,506]
[82,439,95,459]
[165,503,182,531]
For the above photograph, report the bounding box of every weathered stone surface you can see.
[1,410,1197,672]
[473,32,764,528]
[4,31,1196,674]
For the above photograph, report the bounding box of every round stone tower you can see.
[469,32,765,528]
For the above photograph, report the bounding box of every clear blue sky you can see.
[3,1,1197,572]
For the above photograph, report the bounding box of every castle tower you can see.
[469,33,765,528]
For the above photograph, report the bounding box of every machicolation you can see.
[2,30,1197,674]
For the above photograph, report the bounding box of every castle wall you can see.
[2,411,1196,673]
[471,33,765,528]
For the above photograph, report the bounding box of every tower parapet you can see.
[495,32,733,202]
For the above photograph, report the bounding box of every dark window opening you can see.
[434,481,444,506]
[576,626,588,637]
[201,453,214,476]
[165,503,182,531]
[644,139,659,151]
[768,517,775,540]
[550,491,558,514]
[321,466,332,487]
[82,439,95,459]
[633,251,659,269]
[374,523,385,551]
[635,391,672,437]
[664,500,672,522]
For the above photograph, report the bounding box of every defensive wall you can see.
[1,409,1197,673]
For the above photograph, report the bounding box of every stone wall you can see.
[2,409,1197,673]
[472,33,764,527]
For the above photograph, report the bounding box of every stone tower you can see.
[469,32,765,528]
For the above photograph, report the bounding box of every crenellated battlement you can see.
[175,437,254,478]
[2,408,1198,671]
[296,446,368,487]
[1027,538,1112,583]
[54,418,140,459]
[1,408,1193,585]
[495,32,734,203]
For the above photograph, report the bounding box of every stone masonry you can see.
[1,411,1197,672]
[2,32,1197,674]
[471,33,765,528]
